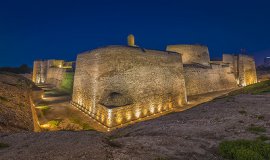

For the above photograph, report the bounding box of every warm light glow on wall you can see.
[143,108,148,116]
[101,114,105,123]
[157,104,162,112]
[135,108,141,118]
[150,105,155,114]
[126,111,132,120]
[116,113,123,124]
[107,109,112,126]
[77,97,83,106]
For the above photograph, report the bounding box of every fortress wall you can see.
[223,54,238,80]
[72,46,186,128]
[222,54,257,86]
[46,68,67,87]
[32,61,47,84]
[238,54,257,86]
[184,64,237,96]
[166,45,210,66]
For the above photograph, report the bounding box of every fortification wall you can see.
[238,54,257,86]
[184,64,237,96]
[46,68,67,87]
[72,46,186,128]
[166,45,210,66]
[222,54,257,86]
[32,60,47,84]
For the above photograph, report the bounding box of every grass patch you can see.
[0,142,9,149]
[45,88,70,97]
[47,120,60,128]
[256,115,265,120]
[36,106,51,115]
[105,137,122,148]
[256,135,270,141]
[69,117,94,131]
[247,125,266,133]
[228,80,270,95]
[238,110,247,115]
[60,72,74,94]
[0,96,8,102]
[82,123,94,131]
[238,120,244,123]
[218,139,270,160]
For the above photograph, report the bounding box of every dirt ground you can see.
[1,93,269,160]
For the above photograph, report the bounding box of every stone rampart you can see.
[184,64,237,96]
[72,45,187,128]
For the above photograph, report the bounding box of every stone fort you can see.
[32,35,257,130]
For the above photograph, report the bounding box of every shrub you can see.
[247,125,266,133]
[238,110,247,115]
[256,135,270,141]
[0,143,9,149]
[36,106,50,115]
[47,120,60,128]
[256,115,265,120]
[105,137,122,148]
[218,139,270,160]
[0,96,8,102]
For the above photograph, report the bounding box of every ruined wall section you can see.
[184,64,237,96]
[72,46,186,128]
[166,45,210,66]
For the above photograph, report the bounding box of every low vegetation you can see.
[238,110,247,115]
[247,125,266,133]
[105,137,122,148]
[69,117,94,131]
[0,142,9,149]
[218,139,270,160]
[60,72,74,94]
[0,64,31,74]
[256,115,265,120]
[0,96,8,102]
[229,80,270,95]
[47,120,61,128]
[256,135,270,141]
[36,106,51,115]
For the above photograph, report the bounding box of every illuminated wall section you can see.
[32,60,47,84]
[72,46,187,128]
[222,54,257,86]
[238,54,257,86]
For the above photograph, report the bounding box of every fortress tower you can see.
[127,34,135,46]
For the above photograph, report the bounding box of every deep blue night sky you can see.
[0,0,270,67]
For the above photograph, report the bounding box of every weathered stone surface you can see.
[183,63,237,96]
[167,44,210,66]
[0,72,42,132]
[72,45,187,128]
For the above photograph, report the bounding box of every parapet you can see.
[166,44,210,66]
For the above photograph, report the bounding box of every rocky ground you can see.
[0,93,269,160]
[0,72,40,132]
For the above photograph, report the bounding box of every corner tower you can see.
[127,34,135,46]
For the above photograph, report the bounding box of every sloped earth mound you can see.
[0,72,40,132]
[0,93,269,160]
